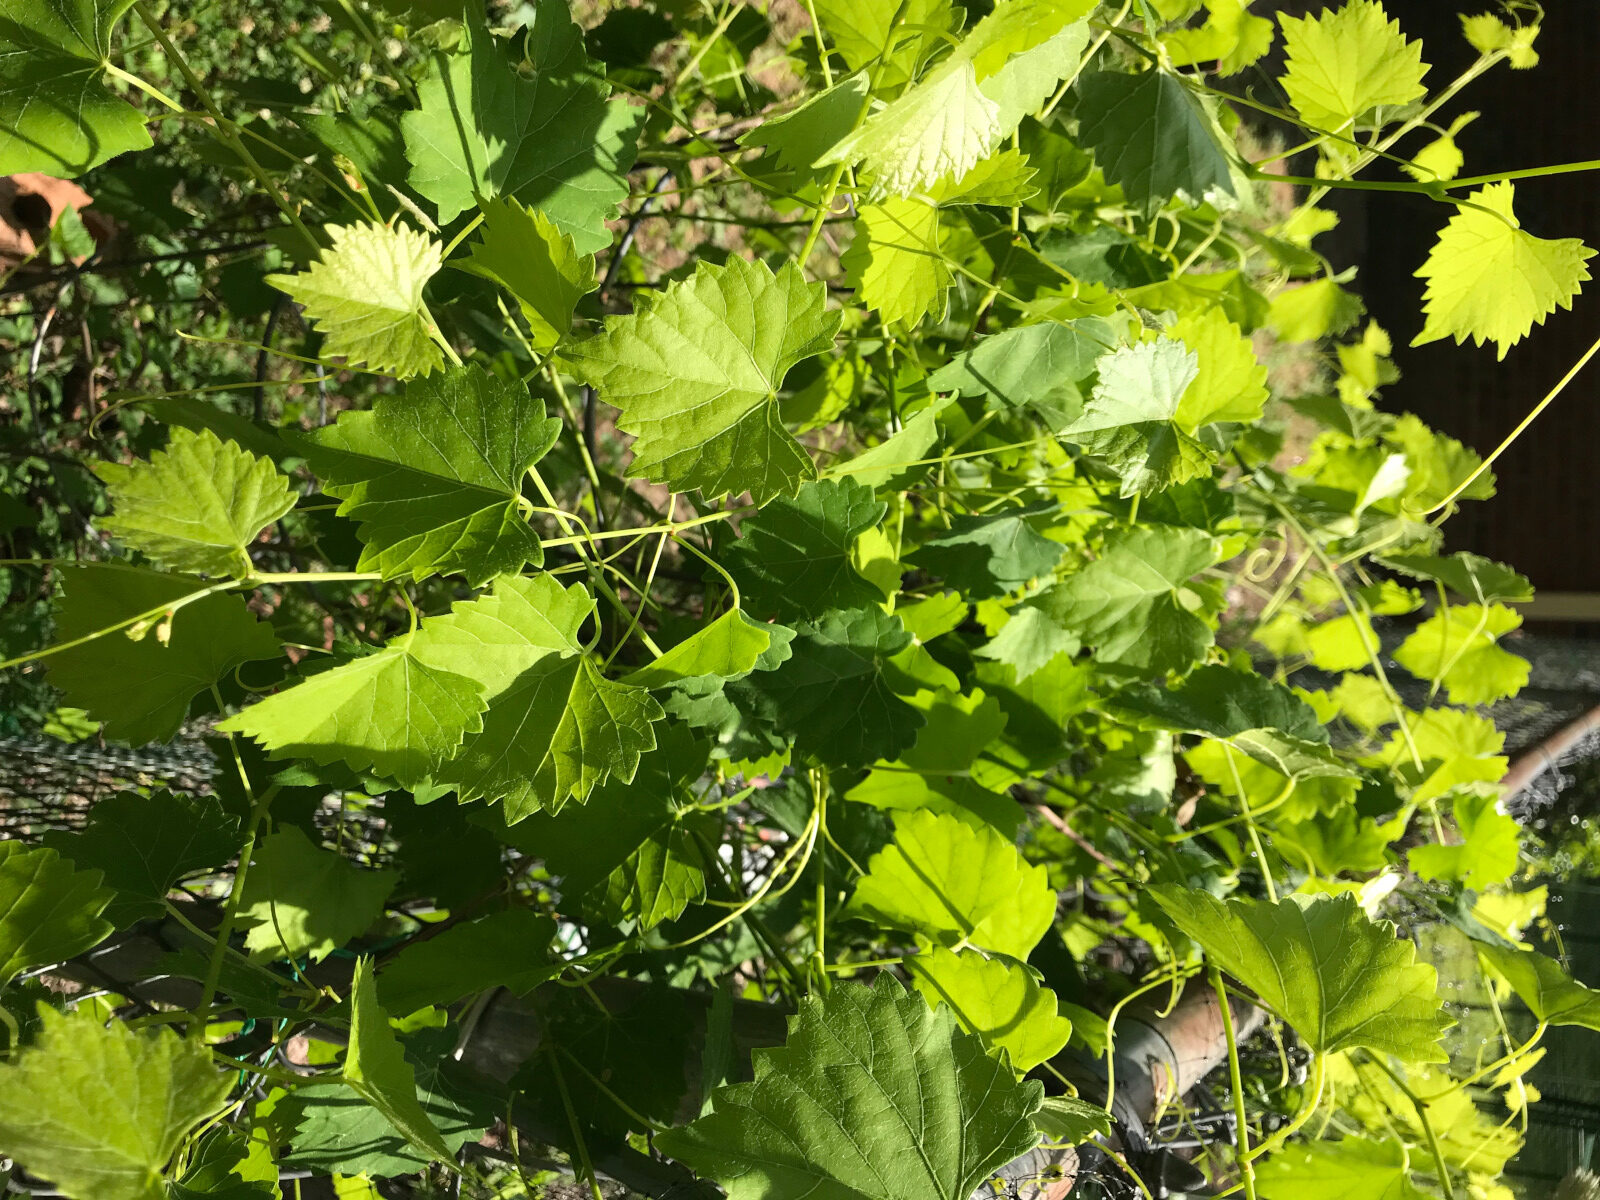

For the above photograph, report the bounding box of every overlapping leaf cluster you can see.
[0,2,1592,1199]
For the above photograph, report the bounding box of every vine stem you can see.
[1424,330,1600,517]
[797,0,909,271]
[1365,1053,1456,1200]
[1244,1052,1325,1162]
[131,1,317,250]
[191,700,276,1040]
[546,1049,604,1200]
[1211,967,1258,1200]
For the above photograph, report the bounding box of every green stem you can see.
[132,1,317,250]
[1245,1053,1326,1162]
[191,710,276,1039]
[1425,331,1600,517]
[1365,1054,1456,1200]
[546,1049,604,1200]
[103,60,184,112]
[1212,967,1258,1200]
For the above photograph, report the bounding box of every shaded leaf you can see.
[0,842,113,987]
[376,909,558,1014]
[236,827,398,963]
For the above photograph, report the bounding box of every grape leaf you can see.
[0,1007,232,1200]
[93,428,295,578]
[842,197,951,329]
[502,726,714,930]
[1075,70,1238,210]
[48,565,280,744]
[0,842,113,987]
[1392,603,1529,705]
[927,319,1113,427]
[1035,1096,1113,1145]
[564,257,840,504]
[0,0,153,176]
[984,526,1220,677]
[848,809,1055,958]
[1057,340,1211,496]
[295,365,561,585]
[43,791,239,926]
[657,975,1044,1200]
[1150,889,1451,1060]
[909,946,1073,1071]
[1169,307,1269,429]
[401,6,643,250]
[219,642,486,789]
[1255,1137,1425,1200]
[236,826,398,962]
[1114,664,1355,778]
[346,959,455,1163]
[624,611,795,689]
[1278,0,1428,133]
[812,0,959,92]
[1412,182,1593,360]
[410,573,664,817]
[1270,278,1366,344]
[1163,0,1275,76]
[266,222,445,379]
[742,74,871,187]
[1475,943,1600,1031]
[1460,12,1539,69]
[460,198,596,353]
[1408,791,1519,891]
[818,0,1095,198]
[910,507,1066,599]
[376,909,558,1014]
[739,607,925,766]
[727,478,887,620]
[1380,552,1532,604]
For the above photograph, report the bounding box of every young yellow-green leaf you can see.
[842,197,951,329]
[461,198,596,354]
[812,0,960,92]
[564,257,840,504]
[624,610,793,689]
[296,365,561,585]
[1460,12,1539,69]
[1409,791,1519,891]
[0,842,113,987]
[0,1007,233,1200]
[1075,69,1239,210]
[220,642,485,790]
[1393,602,1529,705]
[1034,1096,1113,1146]
[1268,277,1366,343]
[0,0,153,176]
[818,0,1093,198]
[346,959,455,1164]
[1163,0,1274,75]
[377,909,557,1015]
[410,574,663,817]
[909,946,1073,1071]
[1150,889,1451,1061]
[740,607,925,767]
[1169,308,1269,430]
[1476,943,1600,1030]
[657,975,1044,1200]
[236,827,399,962]
[401,7,643,250]
[93,428,296,578]
[1412,182,1593,360]
[266,222,444,379]
[848,809,1056,958]
[1401,110,1477,183]
[47,565,280,744]
[1255,1137,1426,1200]
[933,148,1040,207]
[727,478,887,621]
[1278,0,1428,132]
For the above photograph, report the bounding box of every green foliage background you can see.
[0,1,1596,1198]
